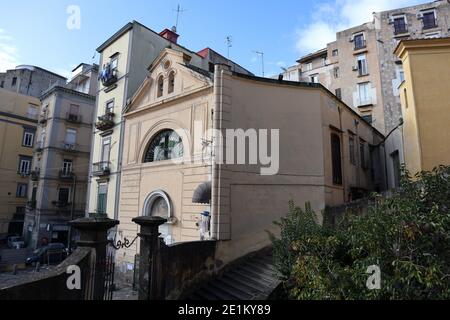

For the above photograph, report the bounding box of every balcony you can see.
[59,169,75,181]
[92,161,111,177]
[38,114,48,124]
[100,65,118,87]
[27,200,36,209]
[95,112,115,131]
[66,112,82,124]
[354,39,366,51]
[30,170,40,181]
[52,201,71,209]
[62,142,78,152]
[35,141,44,153]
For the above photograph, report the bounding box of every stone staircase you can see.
[186,249,281,300]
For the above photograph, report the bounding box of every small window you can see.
[97,183,108,214]
[110,57,118,71]
[12,77,17,87]
[310,74,319,83]
[18,156,32,175]
[65,129,77,145]
[362,114,373,124]
[349,136,356,165]
[63,159,73,174]
[209,62,215,73]
[331,134,342,185]
[393,16,408,34]
[305,63,312,71]
[101,136,111,163]
[168,71,175,94]
[157,76,164,98]
[27,105,38,120]
[422,11,437,30]
[333,67,340,79]
[22,130,35,147]
[335,88,342,100]
[58,187,70,205]
[354,34,366,50]
[69,104,79,116]
[357,54,368,76]
[16,183,28,198]
[332,49,339,57]
[358,82,371,106]
[106,100,114,114]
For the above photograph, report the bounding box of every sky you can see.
[0,0,424,78]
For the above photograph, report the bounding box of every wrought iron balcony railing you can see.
[92,161,111,177]
[66,112,82,123]
[95,112,115,131]
[59,169,75,180]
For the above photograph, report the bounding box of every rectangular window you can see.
[393,16,408,34]
[65,128,77,145]
[18,156,32,175]
[106,100,114,114]
[357,54,368,76]
[349,136,356,165]
[97,184,108,214]
[354,34,366,50]
[110,57,118,71]
[362,114,373,124]
[358,82,371,106]
[22,129,35,147]
[101,136,111,163]
[335,88,342,100]
[422,11,437,29]
[16,183,28,198]
[58,187,70,205]
[310,74,319,83]
[331,134,342,185]
[69,104,79,116]
[332,49,338,57]
[333,67,340,79]
[12,77,17,87]
[63,159,73,174]
[27,105,38,120]
[305,63,312,71]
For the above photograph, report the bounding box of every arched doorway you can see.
[143,190,174,244]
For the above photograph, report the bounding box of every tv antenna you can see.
[253,50,265,77]
[173,4,187,31]
[226,36,233,59]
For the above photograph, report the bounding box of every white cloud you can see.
[295,0,423,54]
[0,29,20,72]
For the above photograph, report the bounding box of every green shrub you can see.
[270,166,450,300]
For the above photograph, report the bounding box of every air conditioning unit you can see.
[417,12,423,19]
[352,66,359,71]
[388,16,395,24]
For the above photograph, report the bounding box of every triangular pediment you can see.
[125,48,213,114]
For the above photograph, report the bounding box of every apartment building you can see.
[24,64,97,248]
[283,0,450,188]
[0,88,40,235]
[0,65,66,98]
[87,21,251,231]
[395,38,450,174]
[115,48,386,273]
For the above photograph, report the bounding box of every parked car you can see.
[25,243,68,266]
[7,236,25,249]
[0,233,19,245]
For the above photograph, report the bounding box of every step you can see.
[218,276,264,296]
[195,286,223,300]
[241,262,277,279]
[236,266,277,285]
[222,272,271,293]
[205,282,242,300]
[211,279,254,300]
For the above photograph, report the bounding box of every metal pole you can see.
[68,175,77,252]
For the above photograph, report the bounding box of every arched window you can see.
[144,129,183,163]
[168,71,175,94]
[157,75,164,98]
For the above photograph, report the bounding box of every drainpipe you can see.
[338,107,346,201]
[211,65,224,240]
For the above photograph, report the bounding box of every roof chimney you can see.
[159,27,179,44]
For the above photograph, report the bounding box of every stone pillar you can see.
[132,216,167,300]
[69,217,119,300]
